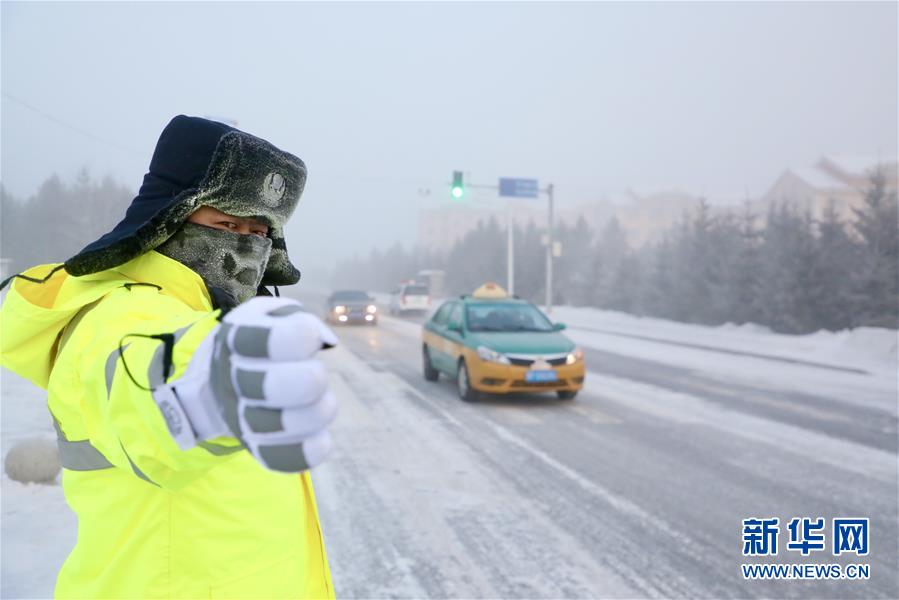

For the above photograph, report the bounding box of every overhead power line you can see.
[2,92,143,156]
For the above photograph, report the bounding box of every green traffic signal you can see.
[451,170,464,199]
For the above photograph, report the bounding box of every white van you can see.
[389,283,430,315]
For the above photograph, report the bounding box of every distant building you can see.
[611,188,705,247]
[417,204,503,252]
[417,202,549,252]
[760,155,898,220]
[417,189,702,251]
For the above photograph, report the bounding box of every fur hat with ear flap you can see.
[64,115,305,286]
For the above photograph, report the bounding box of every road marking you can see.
[568,403,622,425]
[484,406,543,426]
[588,370,897,483]
[480,416,686,543]
[678,377,856,424]
[403,385,464,428]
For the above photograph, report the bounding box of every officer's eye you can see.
[218,221,238,230]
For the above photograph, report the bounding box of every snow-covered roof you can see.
[820,155,899,177]
[786,166,851,190]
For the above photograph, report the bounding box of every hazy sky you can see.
[2,1,896,269]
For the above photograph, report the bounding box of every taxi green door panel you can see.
[442,303,466,375]
[426,302,454,373]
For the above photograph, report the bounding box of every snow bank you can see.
[547,306,897,375]
[4,436,60,483]
[826,327,898,372]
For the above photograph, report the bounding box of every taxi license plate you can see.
[526,370,557,383]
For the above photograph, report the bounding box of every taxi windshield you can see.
[465,303,554,332]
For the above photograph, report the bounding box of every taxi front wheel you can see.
[457,360,480,403]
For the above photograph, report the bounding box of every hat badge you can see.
[262,172,286,206]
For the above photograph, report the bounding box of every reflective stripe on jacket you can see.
[0,251,334,599]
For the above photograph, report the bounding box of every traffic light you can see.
[451,170,464,199]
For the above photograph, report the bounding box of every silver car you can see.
[325,290,378,325]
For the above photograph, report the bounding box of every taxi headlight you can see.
[566,348,584,365]
[334,305,347,315]
[366,304,377,313]
[477,346,510,365]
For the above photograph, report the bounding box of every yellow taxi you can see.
[422,283,585,401]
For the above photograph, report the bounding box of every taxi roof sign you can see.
[472,282,508,299]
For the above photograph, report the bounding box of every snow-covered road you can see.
[312,311,897,599]
[2,293,896,598]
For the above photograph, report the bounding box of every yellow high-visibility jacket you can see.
[0,251,334,599]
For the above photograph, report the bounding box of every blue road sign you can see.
[499,178,539,198]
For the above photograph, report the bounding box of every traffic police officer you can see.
[1,115,337,598]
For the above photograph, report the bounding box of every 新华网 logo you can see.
[741,516,871,581]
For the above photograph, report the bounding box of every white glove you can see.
[153,297,338,472]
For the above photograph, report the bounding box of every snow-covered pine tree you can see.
[809,201,859,330]
[851,171,899,328]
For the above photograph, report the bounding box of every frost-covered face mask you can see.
[156,222,272,304]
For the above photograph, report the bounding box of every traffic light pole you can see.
[545,183,554,314]
[448,174,555,308]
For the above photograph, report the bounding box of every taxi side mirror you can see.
[447,322,463,334]
[553,322,567,331]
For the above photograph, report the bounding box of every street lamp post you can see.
[507,202,514,295]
